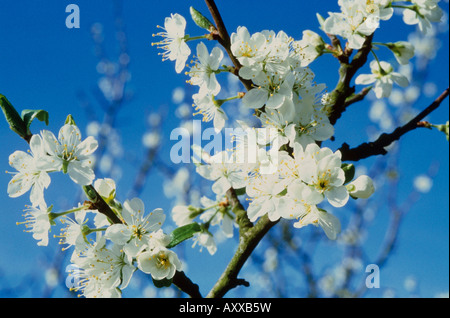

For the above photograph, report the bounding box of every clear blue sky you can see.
[0,0,448,298]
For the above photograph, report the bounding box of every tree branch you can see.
[204,0,253,91]
[83,185,123,224]
[15,130,201,298]
[340,87,449,162]
[206,214,278,298]
[172,270,203,298]
[329,35,373,125]
[227,187,253,233]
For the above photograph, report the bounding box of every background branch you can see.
[340,87,449,162]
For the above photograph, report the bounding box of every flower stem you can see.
[48,205,87,221]
[185,35,208,42]
[215,95,242,107]
[371,49,388,75]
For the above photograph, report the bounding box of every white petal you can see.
[144,208,166,233]
[67,162,95,185]
[8,151,33,172]
[325,186,349,207]
[212,176,231,195]
[120,265,136,289]
[265,93,285,109]
[209,47,224,70]
[196,42,209,65]
[391,72,409,87]
[105,224,131,245]
[318,211,341,240]
[75,136,98,158]
[41,130,59,156]
[213,109,226,133]
[242,88,268,109]
[355,74,376,85]
[7,173,32,198]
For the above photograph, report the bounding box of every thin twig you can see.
[204,0,253,91]
[340,87,449,162]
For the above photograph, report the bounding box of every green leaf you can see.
[0,94,28,138]
[152,277,173,288]
[190,6,215,31]
[234,187,247,196]
[166,223,201,249]
[341,163,355,185]
[21,109,49,135]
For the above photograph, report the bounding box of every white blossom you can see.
[38,124,98,186]
[70,236,135,298]
[57,209,89,256]
[94,178,116,203]
[152,13,191,73]
[192,231,217,255]
[347,175,375,199]
[323,0,381,49]
[294,143,349,208]
[7,134,51,207]
[192,91,228,133]
[199,195,235,238]
[291,30,325,66]
[402,0,443,34]
[386,41,415,65]
[137,246,182,280]
[105,198,166,257]
[196,151,247,195]
[355,60,409,98]
[242,72,294,110]
[187,42,224,95]
[16,203,51,246]
[246,172,287,222]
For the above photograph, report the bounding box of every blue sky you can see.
[0,0,448,298]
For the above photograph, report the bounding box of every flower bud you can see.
[190,6,215,32]
[432,121,449,141]
[386,41,415,65]
[348,175,375,199]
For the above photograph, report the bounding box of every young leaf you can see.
[0,94,28,138]
[341,163,355,185]
[166,223,201,249]
[21,109,49,135]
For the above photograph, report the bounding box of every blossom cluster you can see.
[3,0,445,298]
[6,122,181,297]
[152,0,443,253]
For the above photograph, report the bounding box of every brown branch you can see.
[11,128,201,298]
[204,0,253,91]
[227,187,253,233]
[329,35,373,125]
[340,87,450,162]
[206,214,278,298]
[83,185,123,224]
[343,86,372,108]
[172,271,203,298]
